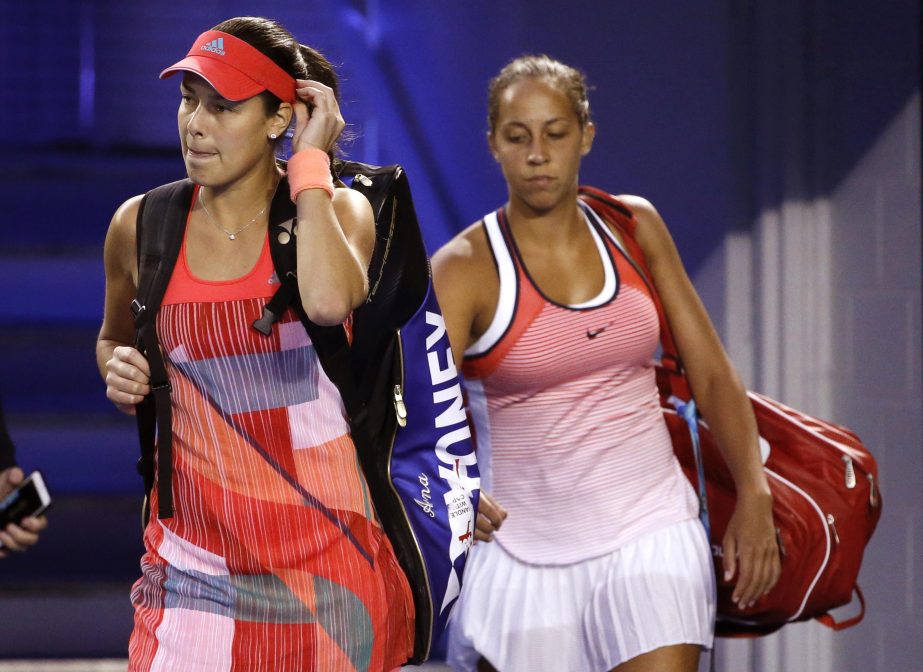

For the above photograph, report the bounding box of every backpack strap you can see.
[134,179,195,520]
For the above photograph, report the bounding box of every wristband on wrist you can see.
[288,148,335,202]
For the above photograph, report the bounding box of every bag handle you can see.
[815,585,867,630]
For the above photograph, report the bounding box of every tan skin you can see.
[97,71,374,415]
[432,77,781,672]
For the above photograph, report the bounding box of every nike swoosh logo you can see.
[587,323,612,339]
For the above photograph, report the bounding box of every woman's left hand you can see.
[721,488,781,608]
[291,79,345,154]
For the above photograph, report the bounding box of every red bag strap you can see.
[815,585,867,631]
[577,186,687,389]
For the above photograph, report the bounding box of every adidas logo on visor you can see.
[201,37,225,56]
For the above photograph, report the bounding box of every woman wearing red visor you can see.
[97,17,414,671]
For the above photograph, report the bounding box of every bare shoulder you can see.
[432,220,498,311]
[100,194,145,316]
[112,194,144,231]
[106,194,144,262]
[100,195,145,345]
[614,194,662,225]
[332,186,374,222]
[332,186,375,262]
[614,193,675,256]
[432,219,498,353]
[432,220,494,282]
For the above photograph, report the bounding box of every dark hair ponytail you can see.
[211,16,346,172]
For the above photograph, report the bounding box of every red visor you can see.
[160,30,296,103]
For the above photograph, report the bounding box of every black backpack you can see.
[131,162,481,662]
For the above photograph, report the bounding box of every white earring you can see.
[269,133,278,139]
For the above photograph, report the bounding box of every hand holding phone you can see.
[0,470,51,552]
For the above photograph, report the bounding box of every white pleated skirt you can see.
[447,517,716,672]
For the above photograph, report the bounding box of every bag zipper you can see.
[842,456,856,489]
[393,384,408,428]
[383,331,434,662]
[826,514,841,544]
[750,395,879,510]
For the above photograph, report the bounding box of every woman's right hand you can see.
[105,346,151,415]
[475,491,508,542]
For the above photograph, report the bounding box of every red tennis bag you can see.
[579,186,883,636]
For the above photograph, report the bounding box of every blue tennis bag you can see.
[134,161,480,664]
[331,162,481,662]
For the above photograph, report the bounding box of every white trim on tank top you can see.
[466,208,617,357]
[580,201,633,258]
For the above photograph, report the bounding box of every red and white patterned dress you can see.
[129,189,414,671]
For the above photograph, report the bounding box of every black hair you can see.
[211,16,346,171]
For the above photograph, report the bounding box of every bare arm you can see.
[295,187,374,326]
[623,194,781,607]
[432,228,508,541]
[96,196,151,415]
[431,233,487,365]
[287,78,374,326]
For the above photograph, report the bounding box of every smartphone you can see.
[0,470,52,529]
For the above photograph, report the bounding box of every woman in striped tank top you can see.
[433,56,781,672]
[97,17,413,671]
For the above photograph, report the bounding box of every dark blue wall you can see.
[0,0,916,659]
[0,0,735,258]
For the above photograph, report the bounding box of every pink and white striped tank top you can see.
[462,202,698,565]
